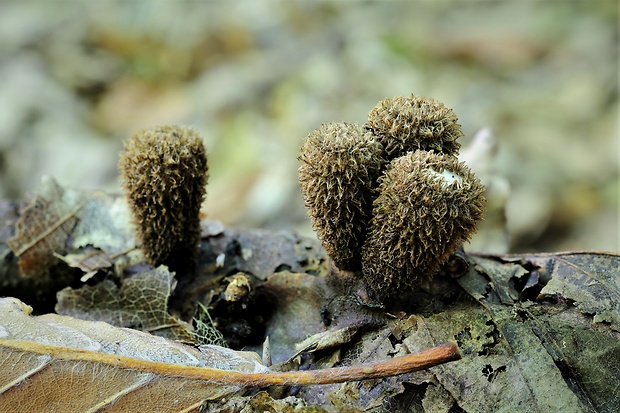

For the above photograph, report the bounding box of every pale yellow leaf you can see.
[0,297,268,413]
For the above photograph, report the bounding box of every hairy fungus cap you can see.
[362,150,485,297]
[298,122,385,272]
[366,95,463,159]
[119,125,208,274]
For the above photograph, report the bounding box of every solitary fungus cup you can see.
[366,95,462,159]
[361,150,485,298]
[298,122,385,272]
[119,125,208,275]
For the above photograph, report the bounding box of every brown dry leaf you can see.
[0,297,461,412]
[56,265,194,341]
[5,177,136,280]
[0,297,269,413]
[6,177,87,278]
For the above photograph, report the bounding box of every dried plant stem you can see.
[1,339,460,386]
[258,342,461,385]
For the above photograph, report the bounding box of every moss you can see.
[362,150,485,298]
[119,125,208,275]
[298,122,385,272]
[366,95,462,159]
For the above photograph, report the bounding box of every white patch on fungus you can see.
[429,167,463,186]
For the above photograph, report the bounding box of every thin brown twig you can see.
[0,339,460,387]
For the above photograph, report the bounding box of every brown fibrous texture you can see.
[366,95,462,159]
[298,122,385,272]
[362,150,485,297]
[119,125,208,274]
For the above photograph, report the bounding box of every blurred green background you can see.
[0,1,617,253]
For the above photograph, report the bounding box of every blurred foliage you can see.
[0,1,617,252]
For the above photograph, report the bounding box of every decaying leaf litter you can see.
[1,184,618,412]
[0,297,460,412]
[1,96,619,412]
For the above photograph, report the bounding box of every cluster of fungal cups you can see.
[298,95,486,301]
[116,96,484,303]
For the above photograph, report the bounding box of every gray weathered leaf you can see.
[56,266,193,341]
[454,253,620,412]
[536,252,620,331]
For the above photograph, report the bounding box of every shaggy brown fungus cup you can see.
[366,95,462,160]
[361,150,485,298]
[119,125,208,275]
[298,122,385,272]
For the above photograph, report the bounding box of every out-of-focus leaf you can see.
[5,177,138,280]
[0,297,269,413]
[459,128,511,254]
[69,191,136,255]
[200,219,226,237]
[0,202,26,292]
[54,246,113,281]
[6,177,86,277]
[56,265,193,341]
[204,227,329,280]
